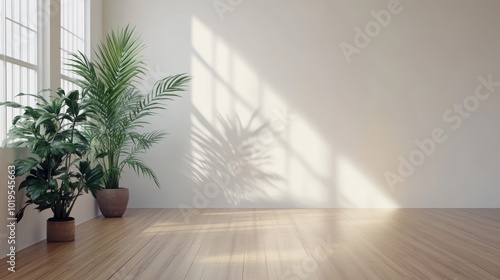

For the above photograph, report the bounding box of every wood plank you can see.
[0,209,499,279]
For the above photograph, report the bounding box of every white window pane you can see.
[0,60,3,105]
[0,1,4,55]
[0,61,4,100]
[1,0,39,143]
[61,0,86,84]
[28,30,36,64]
[20,26,27,62]
[12,63,19,99]
[5,0,11,19]
[20,0,26,26]
[6,63,13,129]
[6,19,11,56]
[12,22,20,60]
[61,28,66,49]
[21,66,27,95]
[27,0,35,29]
[12,0,18,23]
[6,62,12,100]
[61,78,79,92]
[28,68,36,106]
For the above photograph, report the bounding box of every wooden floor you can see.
[1,209,500,279]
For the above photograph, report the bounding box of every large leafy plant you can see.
[69,26,190,189]
[1,89,103,221]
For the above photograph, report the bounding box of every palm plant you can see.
[68,26,190,190]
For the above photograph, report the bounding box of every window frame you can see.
[0,0,41,145]
[0,0,89,144]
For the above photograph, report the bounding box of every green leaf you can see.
[19,176,39,190]
[35,113,55,128]
[34,203,52,212]
[27,183,48,201]
[49,141,76,155]
[16,92,49,105]
[15,157,40,176]
[16,204,31,223]
[65,90,80,116]
[0,101,23,108]
[12,115,21,125]
[50,97,65,115]
[56,88,65,97]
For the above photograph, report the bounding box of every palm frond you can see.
[129,74,191,127]
[128,131,167,152]
[121,156,160,188]
[94,26,146,93]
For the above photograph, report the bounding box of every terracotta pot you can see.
[96,188,129,218]
[47,218,75,242]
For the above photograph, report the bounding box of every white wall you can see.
[103,0,500,209]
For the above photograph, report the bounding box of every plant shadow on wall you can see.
[183,108,282,206]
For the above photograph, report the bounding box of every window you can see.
[60,0,86,91]
[0,0,38,144]
[0,0,87,144]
